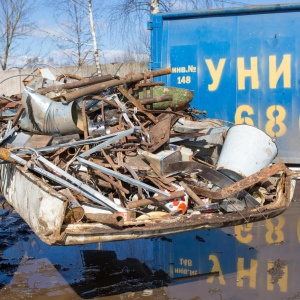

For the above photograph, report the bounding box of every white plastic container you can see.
[216,125,278,181]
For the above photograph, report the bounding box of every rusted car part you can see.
[60,68,171,103]
[188,162,287,200]
[19,87,83,135]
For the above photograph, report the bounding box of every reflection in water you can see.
[0,193,300,299]
[73,250,169,298]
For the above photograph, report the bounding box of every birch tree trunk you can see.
[150,0,159,14]
[87,0,101,75]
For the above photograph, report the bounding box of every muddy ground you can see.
[0,184,300,300]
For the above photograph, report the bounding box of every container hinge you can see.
[148,61,161,70]
[147,21,161,30]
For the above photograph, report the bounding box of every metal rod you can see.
[138,95,173,105]
[127,190,185,209]
[35,154,127,212]
[9,153,118,212]
[118,85,158,124]
[79,127,135,158]
[60,68,172,103]
[0,126,18,146]
[37,74,113,95]
[111,94,135,128]
[15,131,122,155]
[77,157,169,197]
[179,181,206,206]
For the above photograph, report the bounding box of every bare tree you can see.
[43,0,92,67]
[43,0,103,70]
[106,0,249,62]
[108,0,227,28]
[0,0,35,70]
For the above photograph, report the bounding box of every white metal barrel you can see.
[216,125,278,181]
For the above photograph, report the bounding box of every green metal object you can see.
[137,86,194,110]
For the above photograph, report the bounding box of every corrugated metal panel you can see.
[150,3,300,163]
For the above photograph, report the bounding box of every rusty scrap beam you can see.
[12,106,25,127]
[138,95,173,105]
[135,81,165,88]
[37,74,114,95]
[127,190,185,209]
[117,85,158,124]
[81,100,89,152]
[61,68,172,103]
[91,96,120,109]
[85,213,124,227]
[179,181,206,206]
[56,73,84,82]
[0,97,20,109]
[94,170,130,194]
[189,162,287,200]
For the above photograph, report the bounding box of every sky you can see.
[7,0,300,69]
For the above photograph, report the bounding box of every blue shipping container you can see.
[149,3,300,163]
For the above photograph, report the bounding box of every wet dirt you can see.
[1,184,300,300]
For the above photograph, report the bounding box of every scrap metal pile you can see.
[0,67,291,228]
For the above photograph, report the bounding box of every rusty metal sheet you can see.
[189,162,287,200]
[146,112,172,152]
[0,163,67,245]
[24,134,53,148]
[164,161,261,206]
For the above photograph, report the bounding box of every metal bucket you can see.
[216,125,278,181]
